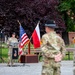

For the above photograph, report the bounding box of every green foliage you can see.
[59,2,71,12]
[58,0,75,31]
[66,18,75,31]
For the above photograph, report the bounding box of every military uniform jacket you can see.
[7,37,18,47]
[7,37,18,55]
[41,31,66,59]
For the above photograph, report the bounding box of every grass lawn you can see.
[0,48,8,63]
[0,44,74,63]
[2,48,8,62]
[63,52,73,60]
[0,48,73,63]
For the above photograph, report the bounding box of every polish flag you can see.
[32,22,40,48]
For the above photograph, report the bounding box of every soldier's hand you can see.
[54,53,62,62]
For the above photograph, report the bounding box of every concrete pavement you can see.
[0,61,73,75]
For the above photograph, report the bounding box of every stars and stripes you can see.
[19,25,29,55]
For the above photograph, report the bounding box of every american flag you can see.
[19,25,29,55]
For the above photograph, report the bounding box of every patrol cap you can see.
[45,20,58,29]
[12,32,16,35]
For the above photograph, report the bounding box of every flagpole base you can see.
[20,54,38,63]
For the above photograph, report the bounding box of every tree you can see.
[0,0,65,37]
[58,0,75,31]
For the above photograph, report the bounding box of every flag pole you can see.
[28,21,40,55]
[28,41,30,54]
[17,19,21,45]
[28,36,32,54]
[17,20,31,55]
[17,20,21,25]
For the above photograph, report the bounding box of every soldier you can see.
[41,20,66,75]
[7,32,18,66]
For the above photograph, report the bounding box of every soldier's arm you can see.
[7,38,11,45]
[60,39,66,58]
[41,35,55,58]
[7,38,12,47]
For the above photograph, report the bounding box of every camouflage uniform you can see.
[41,31,66,75]
[7,37,18,66]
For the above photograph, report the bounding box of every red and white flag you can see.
[32,22,40,48]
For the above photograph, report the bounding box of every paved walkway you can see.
[61,61,73,75]
[0,61,73,75]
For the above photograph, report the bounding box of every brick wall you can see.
[68,32,75,44]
